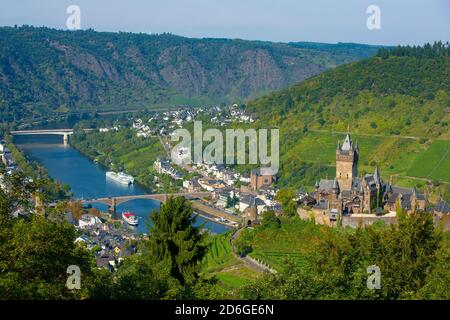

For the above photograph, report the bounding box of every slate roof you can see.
[364,174,378,191]
[373,167,381,184]
[385,186,425,210]
[435,200,450,214]
[314,199,329,210]
[341,133,353,151]
[318,179,335,190]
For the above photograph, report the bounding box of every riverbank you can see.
[6,135,72,201]
[14,134,231,235]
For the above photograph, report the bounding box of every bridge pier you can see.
[109,198,117,214]
[63,133,69,146]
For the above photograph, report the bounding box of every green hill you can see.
[0,26,381,122]
[245,43,450,200]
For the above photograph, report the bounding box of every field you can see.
[406,140,450,181]
[201,232,258,294]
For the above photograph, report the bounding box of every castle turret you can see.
[374,166,381,185]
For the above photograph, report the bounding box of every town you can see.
[1,102,449,274]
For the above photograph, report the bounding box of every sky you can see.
[0,0,449,45]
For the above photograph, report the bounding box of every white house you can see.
[78,214,102,229]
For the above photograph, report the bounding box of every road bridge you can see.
[10,129,93,145]
[79,192,212,214]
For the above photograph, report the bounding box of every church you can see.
[313,131,427,215]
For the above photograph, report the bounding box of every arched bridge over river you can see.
[79,192,212,213]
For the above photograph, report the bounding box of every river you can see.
[13,135,230,235]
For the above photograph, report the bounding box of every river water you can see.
[14,135,230,235]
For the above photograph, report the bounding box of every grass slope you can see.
[201,232,258,293]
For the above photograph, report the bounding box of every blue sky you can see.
[1,0,449,45]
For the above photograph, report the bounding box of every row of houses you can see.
[0,140,18,175]
[154,158,184,180]
[127,104,256,139]
[194,162,251,186]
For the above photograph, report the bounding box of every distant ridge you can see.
[0,25,382,121]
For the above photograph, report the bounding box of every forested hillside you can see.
[245,43,450,199]
[0,26,381,121]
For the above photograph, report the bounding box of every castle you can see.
[313,131,427,215]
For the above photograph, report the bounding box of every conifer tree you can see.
[148,196,206,285]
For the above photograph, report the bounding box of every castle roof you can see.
[363,174,378,191]
[318,179,335,191]
[435,200,450,214]
[385,186,426,210]
[243,205,258,219]
[373,166,381,184]
[341,133,353,151]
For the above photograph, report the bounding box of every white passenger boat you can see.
[106,171,134,185]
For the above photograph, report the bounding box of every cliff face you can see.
[0,26,380,120]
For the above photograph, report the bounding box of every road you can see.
[393,174,450,185]
[308,128,428,140]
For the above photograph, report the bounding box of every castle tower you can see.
[336,130,358,191]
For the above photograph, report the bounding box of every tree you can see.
[112,255,187,299]
[240,207,446,300]
[0,215,96,299]
[0,173,104,299]
[66,201,84,221]
[88,207,101,218]
[261,210,281,229]
[226,194,238,208]
[275,188,297,217]
[147,196,206,285]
